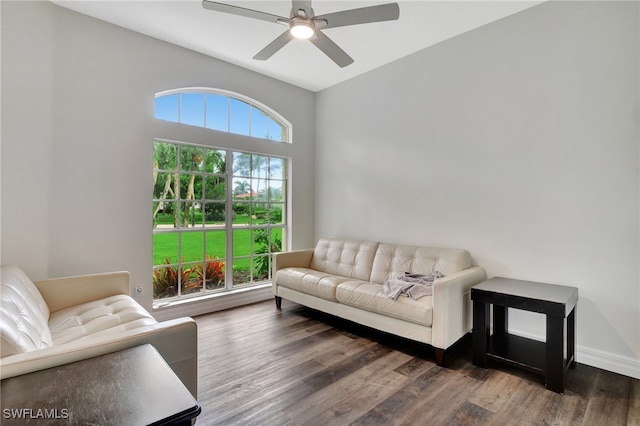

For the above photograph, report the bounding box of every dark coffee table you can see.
[471,277,578,393]
[1,344,201,425]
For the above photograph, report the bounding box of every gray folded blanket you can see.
[382,271,444,301]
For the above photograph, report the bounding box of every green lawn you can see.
[153,221,281,272]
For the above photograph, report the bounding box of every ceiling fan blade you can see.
[202,1,287,24]
[253,30,294,61]
[315,3,399,29]
[310,31,354,68]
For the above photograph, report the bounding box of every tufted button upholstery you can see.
[370,244,471,284]
[49,295,157,345]
[1,266,53,357]
[1,266,158,354]
[310,239,379,282]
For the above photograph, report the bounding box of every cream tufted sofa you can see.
[273,238,486,365]
[0,265,198,397]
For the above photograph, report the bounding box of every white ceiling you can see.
[51,0,543,92]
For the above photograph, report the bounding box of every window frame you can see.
[152,87,291,304]
[153,139,288,301]
[155,87,292,143]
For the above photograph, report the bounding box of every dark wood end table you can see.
[1,344,201,425]
[471,277,578,393]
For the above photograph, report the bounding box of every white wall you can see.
[316,1,639,377]
[1,1,316,313]
[1,1,55,279]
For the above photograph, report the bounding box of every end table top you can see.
[472,277,578,316]
[1,344,200,426]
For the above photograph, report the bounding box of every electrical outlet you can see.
[135,285,144,296]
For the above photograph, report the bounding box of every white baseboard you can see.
[509,328,640,380]
[151,284,273,322]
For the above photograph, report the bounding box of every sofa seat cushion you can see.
[336,281,433,326]
[275,268,353,301]
[48,295,157,345]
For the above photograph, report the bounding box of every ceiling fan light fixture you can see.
[290,18,314,39]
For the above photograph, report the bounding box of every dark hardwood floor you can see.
[194,300,639,426]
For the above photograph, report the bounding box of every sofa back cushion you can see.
[310,239,379,282]
[370,244,471,284]
[1,265,53,357]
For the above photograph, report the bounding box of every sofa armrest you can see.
[272,249,314,294]
[34,271,130,313]
[0,317,198,398]
[273,249,314,272]
[431,266,486,350]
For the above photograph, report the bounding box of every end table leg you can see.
[568,306,576,369]
[473,300,489,368]
[546,315,566,393]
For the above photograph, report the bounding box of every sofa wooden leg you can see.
[275,296,282,310]
[434,348,445,367]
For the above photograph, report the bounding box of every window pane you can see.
[180,146,204,172]
[251,155,268,178]
[233,229,251,257]
[205,94,228,132]
[181,232,204,263]
[153,266,178,299]
[233,177,252,199]
[204,258,225,290]
[155,95,179,122]
[252,203,268,224]
[251,178,267,201]
[203,203,225,226]
[267,181,283,202]
[268,117,285,142]
[180,200,201,228]
[205,149,226,174]
[232,202,250,225]
[154,173,176,200]
[155,201,181,229]
[180,93,205,127]
[251,106,269,139]
[154,141,177,171]
[232,152,251,177]
[205,176,225,201]
[270,204,285,224]
[205,231,226,258]
[252,256,269,282]
[153,232,178,266]
[269,157,284,179]
[229,98,250,136]
[181,262,203,296]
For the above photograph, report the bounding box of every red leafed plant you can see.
[153,258,195,299]
[201,255,225,290]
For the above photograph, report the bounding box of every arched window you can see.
[152,88,290,303]
[154,88,291,143]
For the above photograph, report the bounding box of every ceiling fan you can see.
[202,0,400,67]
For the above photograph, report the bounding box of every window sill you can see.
[151,283,273,321]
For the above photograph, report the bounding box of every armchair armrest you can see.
[431,266,486,350]
[0,317,198,398]
[34,271,130,313]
